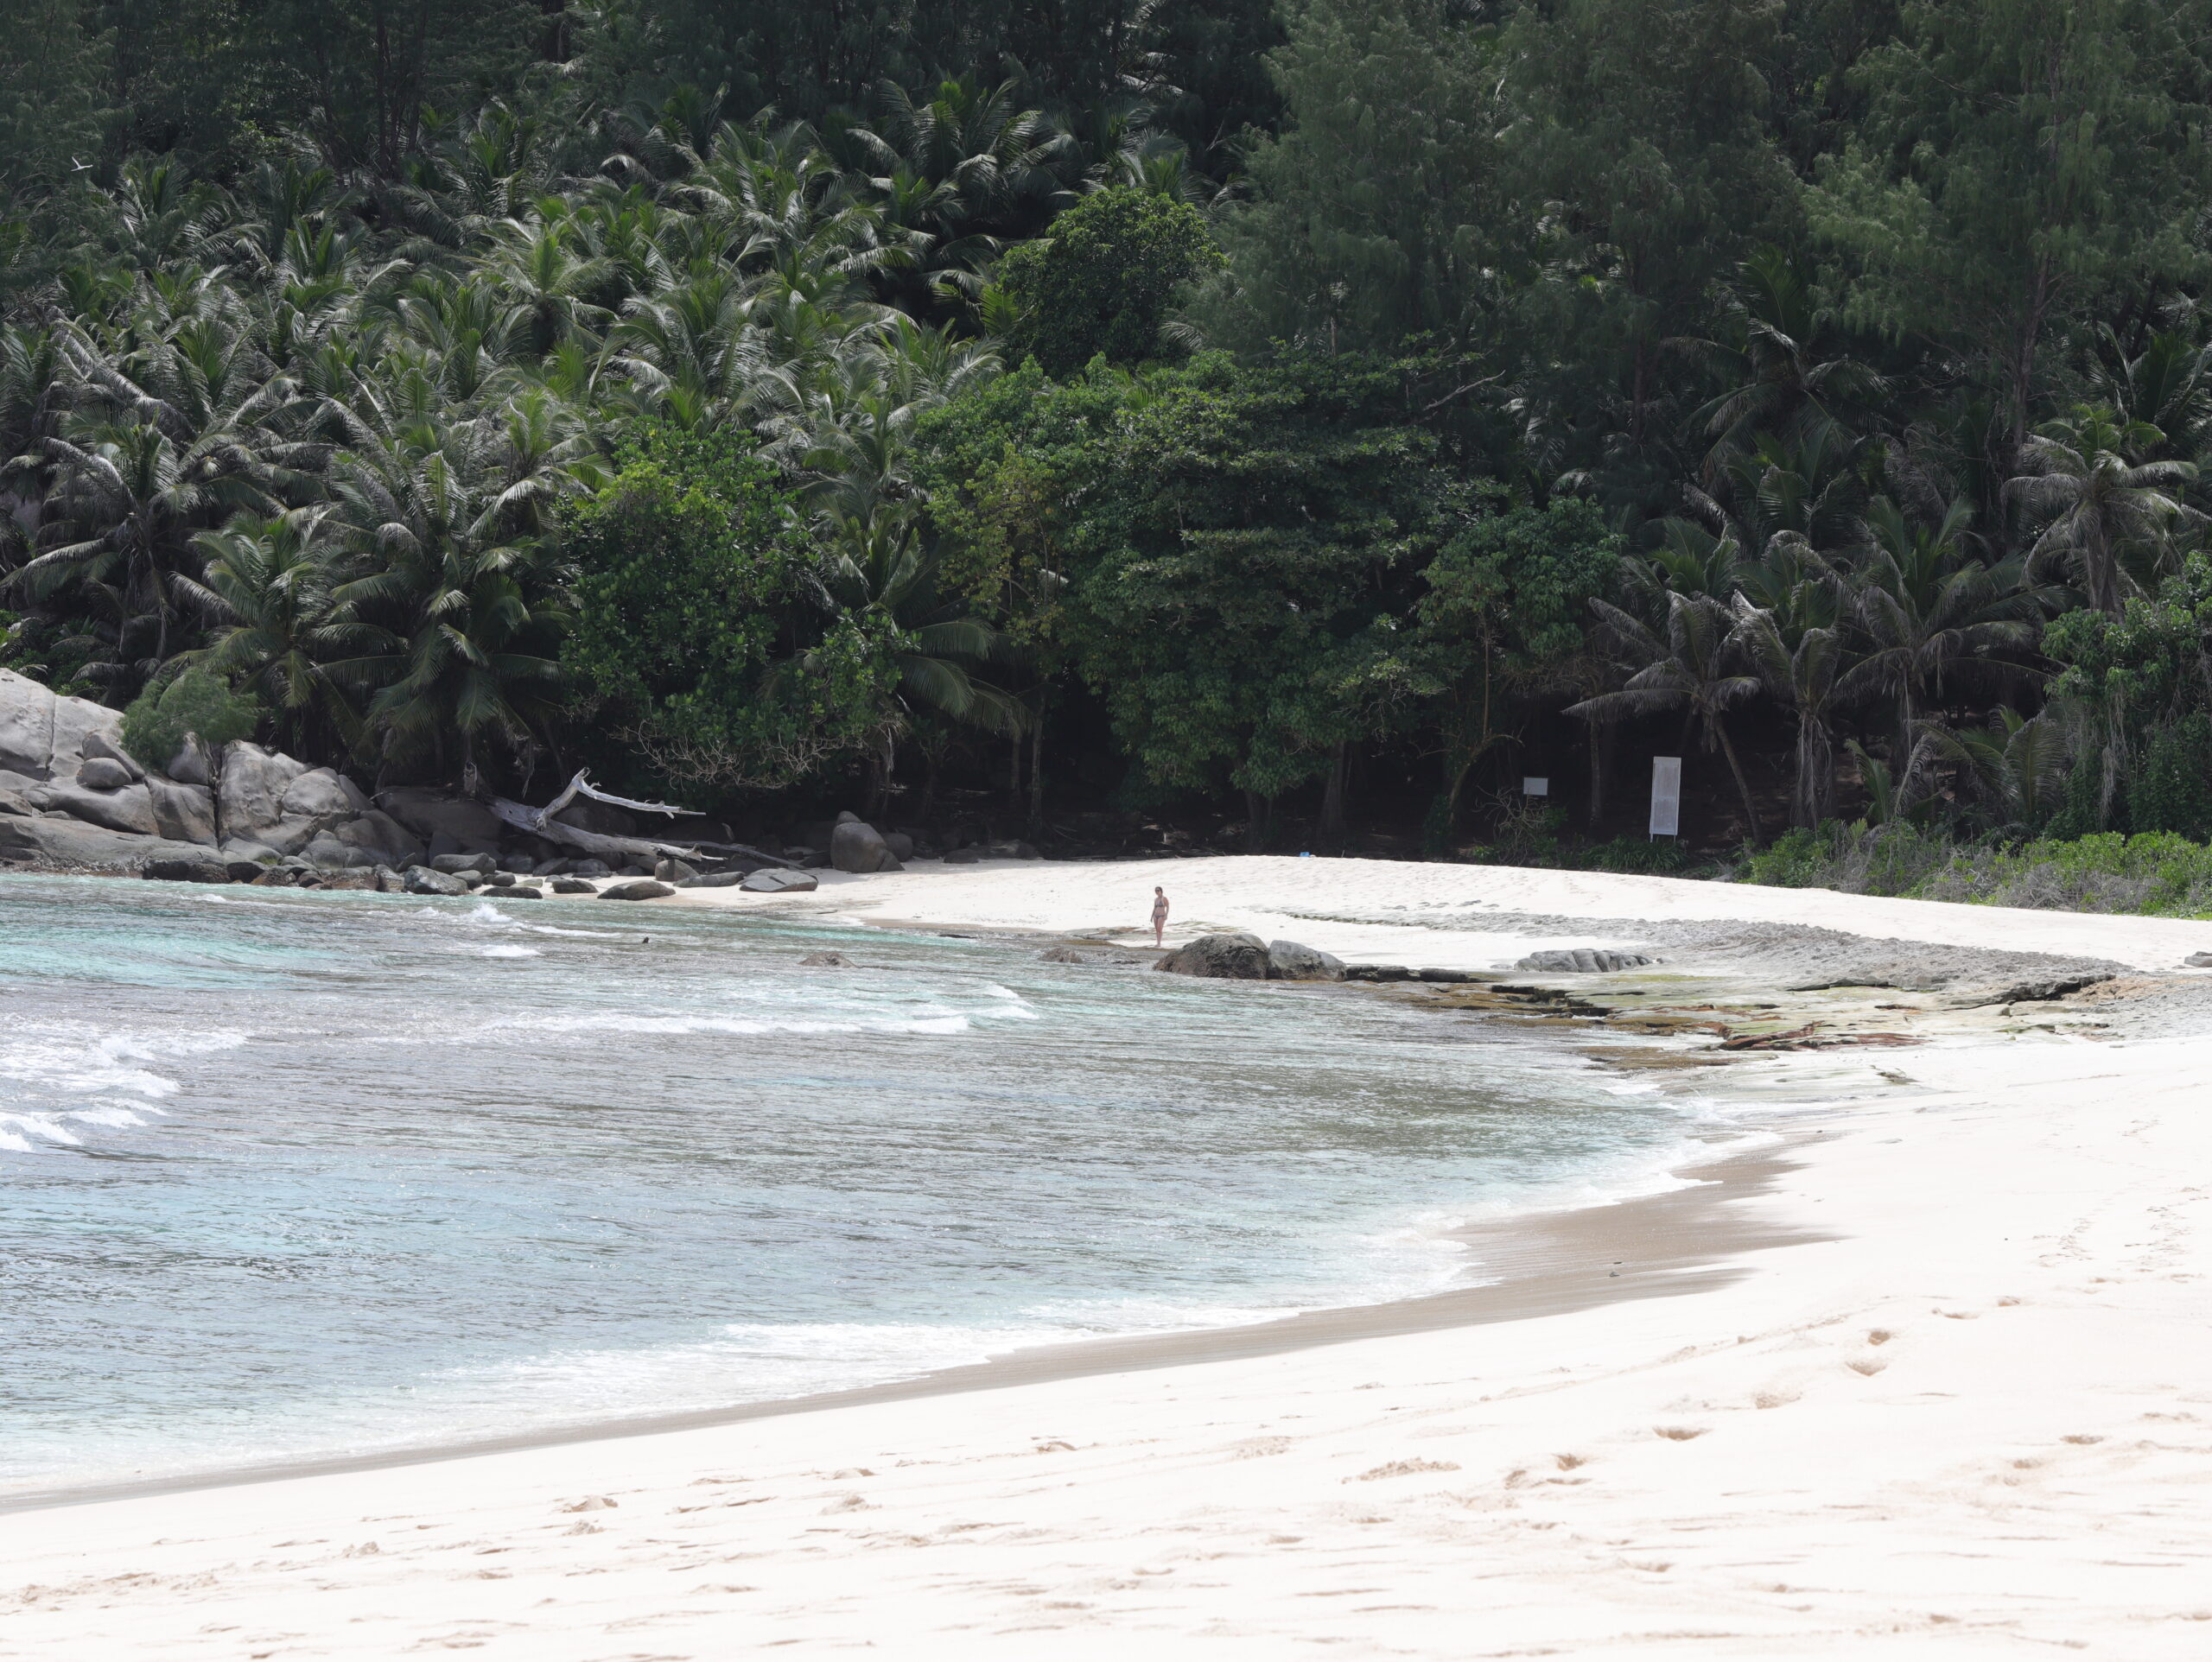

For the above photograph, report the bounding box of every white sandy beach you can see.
[5,856,2212,1658]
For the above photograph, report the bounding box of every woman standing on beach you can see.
[1151,886,1170,947]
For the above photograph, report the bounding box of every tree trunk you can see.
[869,732,896,822]
[1025,692,1046,841]
[1243,789,1268,854]
[1795,712,1835,829]
[1439,748,1475,848]
[918,746,942,828]
[1713,718,1762,845]
[1588,720,1614,828]
[1317,740,1348,853]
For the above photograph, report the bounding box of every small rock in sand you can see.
[597,879,675,901]
[741,868,817,893]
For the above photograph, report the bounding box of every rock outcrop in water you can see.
[1514,948,1657,974]
[1268,940,1346,981]
[1156,930,1274,978]
[1158,933,1351,981]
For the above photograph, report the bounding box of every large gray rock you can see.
[677,872,745,888]
[219,838,282,866]
[80,730,145,779]
[0,787,35,817]
[1156,931,1274,980]
[0,669,129,783]
[1514,948,1656,974]
[402,865,469,896]
[147,777,218,845]
[550,798,638,837]
[218,743,309,835]
[142,855,231,883]
[302,833,378,869]
[741,868,817,893]
[281,768,367,819]
[830,819,894,873]
[331,810,421,866]
[0,815,214,870]
[256,817,325,857]
[164,738,212,786]
[1268,939,1346,981]
[431,852,496,875]
[0,670,58,778]
[41,781,159,836]
[377,787,506,849]
[76,756,136,792]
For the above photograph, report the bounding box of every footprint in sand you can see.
[1653,1425,1708,1441]
[1346,1458,1461,1481]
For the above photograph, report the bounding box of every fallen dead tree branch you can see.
[486,771,798,869]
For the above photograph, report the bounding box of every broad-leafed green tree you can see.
[1808,0,2212,458]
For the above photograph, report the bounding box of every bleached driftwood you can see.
[488,770,798,868]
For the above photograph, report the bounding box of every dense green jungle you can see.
[9,0,2212,908]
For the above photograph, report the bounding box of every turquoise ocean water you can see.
[0,875,1702,1496]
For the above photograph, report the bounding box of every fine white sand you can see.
[6,858,2212,1658]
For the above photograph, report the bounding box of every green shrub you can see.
[119,666,260,771]
[1740,825,1843,888]
[1738,820,2212,917]
[2127,714,2212,839]
[1580,834,1692,875]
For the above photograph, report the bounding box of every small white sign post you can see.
[1522,777,1548,797]
[1649,757,1682,839]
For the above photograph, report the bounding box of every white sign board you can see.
[1649,757,1682,838]
[1522,777,1549,797]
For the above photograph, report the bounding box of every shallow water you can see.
[0,876,1702,1495]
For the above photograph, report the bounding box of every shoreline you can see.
[4,855,2211,1656]
[0,1132,1819,1517]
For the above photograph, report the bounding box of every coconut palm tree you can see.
[2005,406,2201,614]
[321,420,571,787]
[1729,576,1881,828]
[1853,495,2051,758]
[181,508,364,758]
[1569,589,1766,841]
[1920,706,2069,834]
[1689,246,1890,478]
[12,409,276,677]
